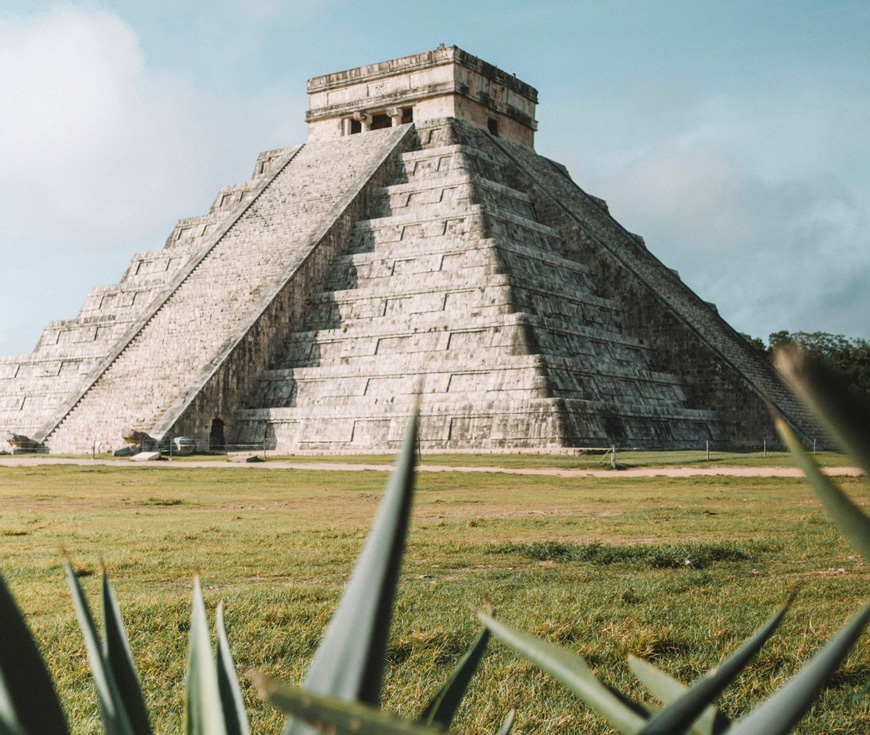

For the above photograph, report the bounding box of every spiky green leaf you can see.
[496,708,516,735]
[185,577,226,735]
[637,605,789,735]
[0,575,68,735]
[627,657,728,735]
[727,603,870,735]
[101,572,151,735]
[283,409,419,735]
[66,563,135,735]
[775,345,870,476]
[256,675,445,735]
[777,416,870,563]
[477,611,647,735]
[419,628,489,727]
[216,602,250,735]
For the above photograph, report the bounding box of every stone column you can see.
[354,112,371,132]
[387,106,403,127]
[341,117,353,136]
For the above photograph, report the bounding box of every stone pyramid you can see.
[0,46,818,454]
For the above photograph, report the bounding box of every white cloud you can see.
[598,142,870,340]
[1,7,210,250]
[0,6,304,355]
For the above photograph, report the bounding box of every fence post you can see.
[169,437,173,460]
[763,439,767,458]
[92,441,96,461]
[610,445,616,469]
[813,437,816,455]
[706,440,709,461]
[263,438,267,462]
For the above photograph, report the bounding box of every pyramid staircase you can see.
[0,116,819,454]
[230,120,722,452]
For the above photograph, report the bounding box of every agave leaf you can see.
[727,603,870,735]
[636,604,789,735]
[255,675,445,735]
[627,656,729,735]
[101,572,152,735]
[216,602,250,735]
[477,611,647,735]
[0,708,23,735]
[283,409,419,735]
[496,708,516,735]
[774,345,870,477]
[66,562,135,735]
[0,575,68,735]
[185,577,227,735]
[419,627,490,727]
[776,416,870,564]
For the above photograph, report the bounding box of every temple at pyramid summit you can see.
[0,46,819,455]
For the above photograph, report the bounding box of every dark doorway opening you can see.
[487,117,499,136]
[209,418,225,451]
[371,113,392,130]
[401,107,414,124]
[350,118,362,134]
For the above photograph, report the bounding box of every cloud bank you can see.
[551,84,870,342]
[0,7,303,355]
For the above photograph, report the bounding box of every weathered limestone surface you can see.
[230,120,724,452]
[473,126,821,444]
[0,147,294,446]
[0,47,818,454]
[22,127,411,452]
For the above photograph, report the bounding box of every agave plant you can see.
[0,409,499,735]
[461,345,870,735]
[1,347,868,735]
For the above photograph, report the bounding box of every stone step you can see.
[302,282,620,334]
[43,128,408,452]
[230,392,716,452]
[371,174,534,220]
[398,144,514,187]
[330,236,592,281]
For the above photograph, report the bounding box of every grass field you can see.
[46,448,853,469]
[1,463,868,734]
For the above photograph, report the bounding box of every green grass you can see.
[1,465,868,734]
[41,448,854,469]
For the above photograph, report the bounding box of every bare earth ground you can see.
[0,455,862,477]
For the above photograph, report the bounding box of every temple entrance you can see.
[209,418,225,451]
[371,113,392,130]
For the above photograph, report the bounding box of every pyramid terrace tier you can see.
[232,397,720,453]
[245,353,695,411]
[303,278,622,334]
[38,127,414,452]
[269,313,654,367]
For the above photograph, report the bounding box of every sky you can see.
[1,0,868,357]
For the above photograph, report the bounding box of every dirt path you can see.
[0,456,863,478]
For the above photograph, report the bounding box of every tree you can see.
[768,331,870,403]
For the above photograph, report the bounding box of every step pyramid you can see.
[0,46,818,454]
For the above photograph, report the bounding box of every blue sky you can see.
[1,1,868,356]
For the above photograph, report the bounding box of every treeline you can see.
[759,331,870,402]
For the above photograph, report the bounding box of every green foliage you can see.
[489,540,756,568]
[0,576,68,735]
[770,331,870,404]
[418,627,490,728]
[1,354,869,735]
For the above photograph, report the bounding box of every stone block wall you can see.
[231,118,723,452]
[472,123,819,446]
[40,130,409,452]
